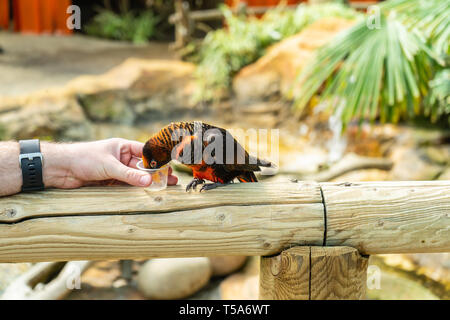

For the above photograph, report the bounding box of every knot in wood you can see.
[3,208,16,218]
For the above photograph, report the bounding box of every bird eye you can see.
[150,160,157,168]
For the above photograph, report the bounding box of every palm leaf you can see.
[293,0,449,127]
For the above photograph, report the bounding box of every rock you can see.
[424,146,450,166]
[0,263,32,295]
[209,256,247,277]
[69,58,197,123]
[0,96,91,141]
[77,91,135,125]
[233,17,355,103]
[220,274,259,300]
[438,167,450,180]
[389,147,444,181]
[367,269,439,300]
[0,58,198,140]
[137,258,211,299]
[403,253,450,284]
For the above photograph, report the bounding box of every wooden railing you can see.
[1,181,448,299]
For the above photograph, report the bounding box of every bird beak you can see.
[142,157,150,169]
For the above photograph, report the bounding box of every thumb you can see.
[109,162,152,187]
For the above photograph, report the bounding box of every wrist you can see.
[41,142,72,188]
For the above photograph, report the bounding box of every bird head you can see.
[142,139,172,169]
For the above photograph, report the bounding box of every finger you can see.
[129,157,140,169]
[108,161,152,187]
[168,174,178,186]
[125,140,145,158]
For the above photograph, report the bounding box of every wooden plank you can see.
[0,182,321,223]
[0,203,324,263]
[322,182,450,254]
[259,246,368,300]
[0,181,448,263]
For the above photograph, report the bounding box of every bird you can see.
[142,121,274,192]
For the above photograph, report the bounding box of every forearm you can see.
[0,142,71,196]
[0,142,22,196]
[0,138,172,197]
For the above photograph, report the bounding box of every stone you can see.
[77,91,135,125]
[438,167,450,180]
[424,146,450,166]
[389,147,444,181]
[0,58,198,139]
[0,96,91,141]
[209,256,247,277]
[137,258,212,299]
[220,273,259,300]
[233,17,355,103]
[68,58,197,122]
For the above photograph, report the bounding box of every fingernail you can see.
[139,175,151,186]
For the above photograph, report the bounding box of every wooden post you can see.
[172,0,192,50]
[259,246,369,300]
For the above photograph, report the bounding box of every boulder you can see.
[70,59,197,123]
[0,96,91,141]
[233,17,355,103]
[0,58,198,140]
[137,258,212,299]
[438,167,450,180]
[220,274,259,300]
[389,147,444,181]
[209,256,247,277]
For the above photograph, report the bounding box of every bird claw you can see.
[186,178,205,192]
[199,182,228,192]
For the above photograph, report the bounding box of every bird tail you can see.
[237,172,258,183]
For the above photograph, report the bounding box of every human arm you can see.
[0,138,178,196]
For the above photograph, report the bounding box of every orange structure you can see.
[2,0,72,34]
[0,0,9,30]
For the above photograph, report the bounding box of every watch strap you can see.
[19,139,44,192]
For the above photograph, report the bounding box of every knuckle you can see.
[125,169,140,181]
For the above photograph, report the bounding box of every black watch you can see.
[19,139,44,192]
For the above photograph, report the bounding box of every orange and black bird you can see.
[142,121,274,192]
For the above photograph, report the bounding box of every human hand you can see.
[42,138,178,189]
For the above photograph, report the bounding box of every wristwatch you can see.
[19,139,44,192]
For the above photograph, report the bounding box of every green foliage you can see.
[293,0,450,127]
[85,10,160,44]
[192,3,359,102]
[426,69,450,123]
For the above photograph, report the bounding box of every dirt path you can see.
[0,32,176,97]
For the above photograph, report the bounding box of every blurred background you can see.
[0,0,448,300]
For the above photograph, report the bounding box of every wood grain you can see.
[0,181,448,263]
[0,203,324,263]
[309,247,368,299]
[259,247,310,299]
[322,182,450,254]
[259,246,368,300]
[0,182,321,223]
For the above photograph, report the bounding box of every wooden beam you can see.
[259,246,368,299]
[169,5,300,24]
[0,181,448,263]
